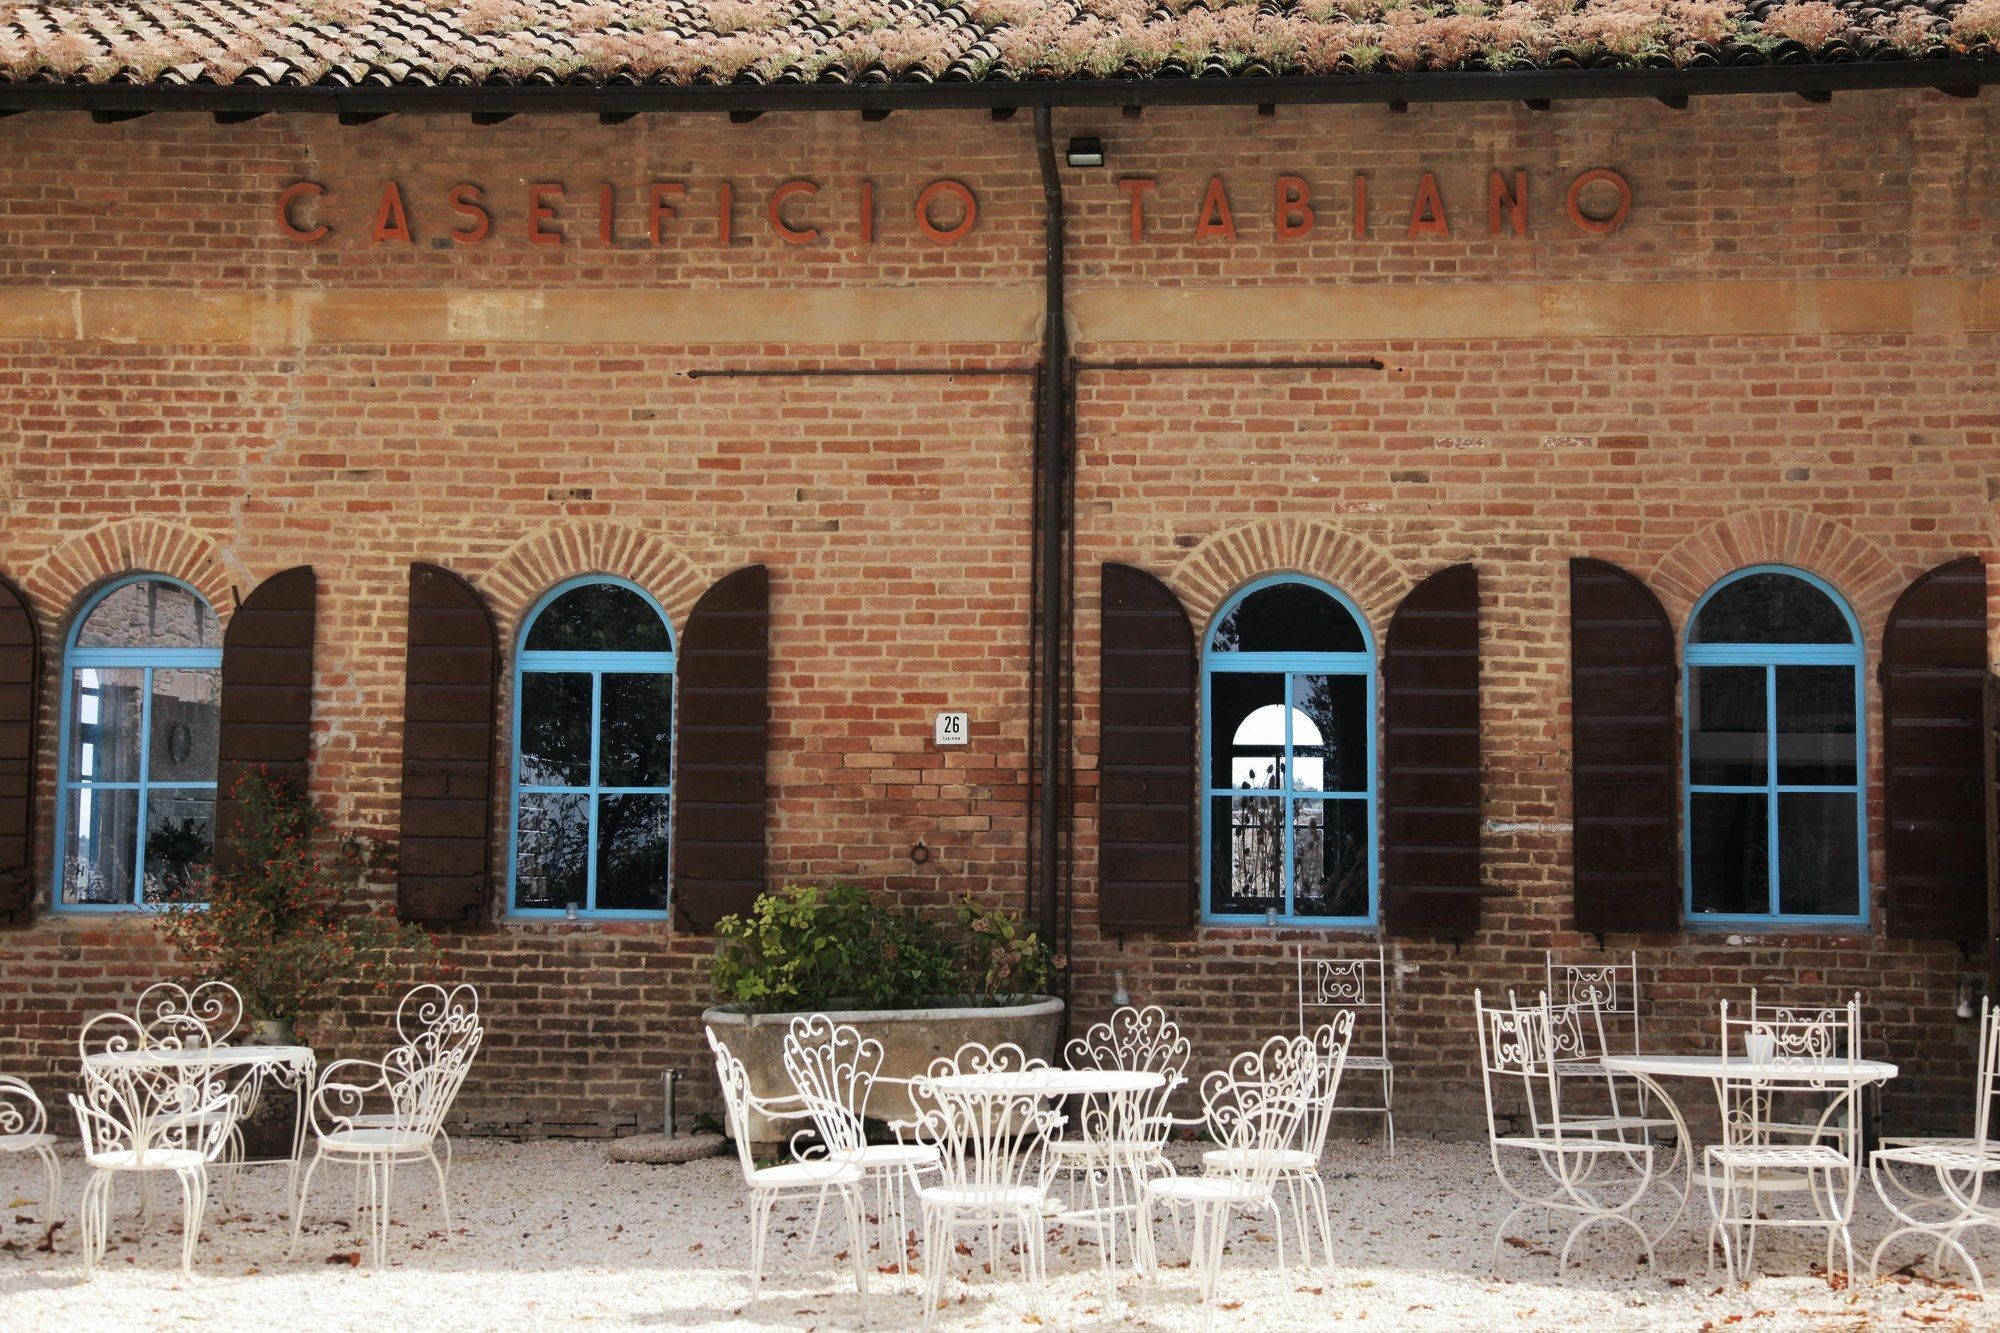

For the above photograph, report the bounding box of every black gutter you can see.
[1030,106,1069,1020]
[0,60,1993,116]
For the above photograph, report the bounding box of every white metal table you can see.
[1599,1052,1899,1237]
[84,1044,317,1184]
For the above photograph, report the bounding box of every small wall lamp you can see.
[1065,135,1106,168]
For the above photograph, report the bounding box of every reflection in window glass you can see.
[59,578,221,908]
[1684,568,1864,923]
[511,579,674,916]
[1204,579,1374,925]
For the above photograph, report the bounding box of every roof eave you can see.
[0,60,1995,117]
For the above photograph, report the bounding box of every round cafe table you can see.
[84,1043,318,1187]
[1598,1052,1899,1237]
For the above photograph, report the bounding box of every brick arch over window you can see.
[1650,510,1903,633]
[482,523,713,640]
[26,519,238,637]
[1166,520,1408,634]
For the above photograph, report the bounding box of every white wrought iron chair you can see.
[1869,997,2000,1291]
[289,1000,483,1269]
[903,1042,1062,1329]
[782,1013,941,1277]
[1544,952,1669,1134]
[1705,995,1863,1283]
[1474,990,1657,1275]
[135,980,250,1205]
[1748,989,1867,1160]
[706,1027,869,1312]
[342,984,480,1190]
[0,1074,62,1225]
[70,1011,238,1277]
[1200,1012,1354,1275]
[1296,943,1395,1153]
[1049,1005,1189,1267]
[1142,1034,1315,1316]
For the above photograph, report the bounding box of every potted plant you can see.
[155,769,440,1045]
[701,884,1062,1147]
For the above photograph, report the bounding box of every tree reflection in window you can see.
[1204,578,1375,925]
[1684,566,1865,923]
[510,578,674,916]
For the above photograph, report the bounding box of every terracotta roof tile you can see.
[0,0,1995,89]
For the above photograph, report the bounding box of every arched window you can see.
[508,577,675,917]
[56,576,222,909]
[1684,566,1865,925]
[1203,576,1376,925]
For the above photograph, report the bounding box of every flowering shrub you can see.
[155,770,439,1028]
[1764,1,1851,50]
[1956,0,2000,42]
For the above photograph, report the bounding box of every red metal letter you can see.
[1565,168,1632,235]
[859,179,875,246]
[717,180,734,246]
[1406,171,1450,239]
[371,182,412,244]
[1275,175,1315,241]
[599,182,615,245]
[448,184,490,245]
[915,179,977,244]
[769,179,821,246]
[1195,176,1236,241]
[277,181,329,243]
[1118,177,1156,242]
[527,182,564,246]
[1352,173,1369,240]
[1488,169,1528,237]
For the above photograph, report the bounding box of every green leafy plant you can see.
[155,770,440,1028]
[711,884,1053,1013]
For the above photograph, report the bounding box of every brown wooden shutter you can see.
[214,566,315,873]
[1569,558,1680,935]
[1382,563,1483,938]
[0,575,40,925]
[672,565,769,933]
[1985,673,2000,990]
[1884,556,1989,941]
[1097,563,1198,933]
[397,563,498,925]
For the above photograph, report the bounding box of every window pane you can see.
[62,787,137,906]
[596,793,669,912]
[144,791,213,904]
[524,583,671,653]
[1689,792,1769,916]
[518,672,592,787]
[1776,666,1857,787]
[1290,798,1369,920]
[77,579,219,650]
[514,792,589,910]
[68,667,144,782]
[1777,794,1860,917]
[148,668,220,783]
[599,673,672,789]
[1292,674,1367,793]
[1690,572,1851,645]
[1688,666,1766,787]
[1210,794,1285,916]
[1210,583,1364,654]
[1210,673,1284,791]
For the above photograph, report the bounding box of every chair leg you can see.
[177,1167,208,1278]
[288,1148,325,1258]
[802,1183,830,1259]
[427,1148,453,1236]
[746,1192,772,1312]
[1383,1068,1397,1157]
[35,1145,62,1228]
[839,1185,869,1299]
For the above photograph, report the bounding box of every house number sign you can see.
[934,712,968,746]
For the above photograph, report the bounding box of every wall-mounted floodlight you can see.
[1065,135,1106,168]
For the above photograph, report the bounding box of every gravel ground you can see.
[0,1136,1991,1331]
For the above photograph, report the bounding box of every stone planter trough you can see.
[702,995,1065,1150]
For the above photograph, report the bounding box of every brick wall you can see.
[0,93,1995,1140]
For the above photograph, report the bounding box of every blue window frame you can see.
[507,576,675,919]
[1202,575,1378,927]
[54,575,222,911]
[1682,565,1867,927]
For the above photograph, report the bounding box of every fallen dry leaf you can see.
[325,1251,361,1267]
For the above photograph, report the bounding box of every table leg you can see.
[1628,1071,1693,1242]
